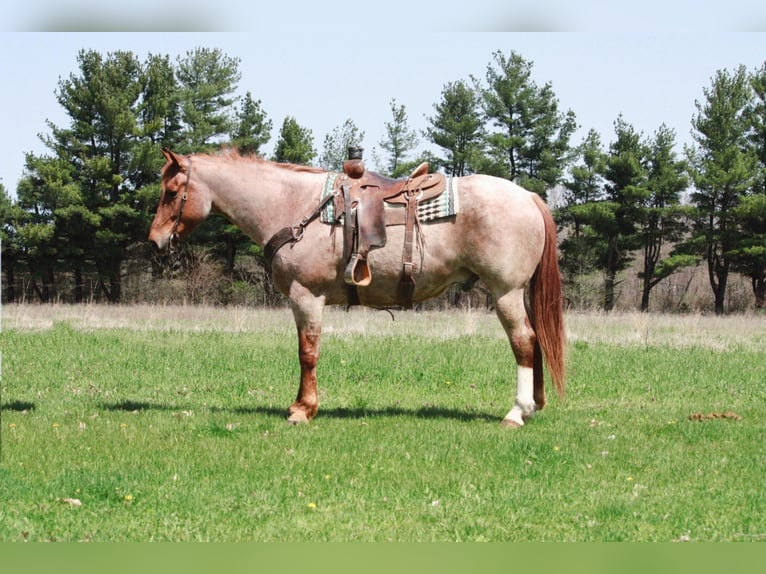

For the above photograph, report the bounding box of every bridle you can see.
[169,157,192,244]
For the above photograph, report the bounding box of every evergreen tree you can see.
[729,63,766,308]
[273,116,316,165]
[748,62,766,196]
[41,49,147,302]
[0,182,26,302]
[138,53,183,148]
[637,124,690,311]
[231,91,272,155]
[318,118,364,171]
[379,98,419,177]
[474,50,577,196]
[561,117,646,311]
[132,53,183,206]
[558,129,607,305]
[599,116,648,311]
[731,194,766,308]
[685,65,758,314]
[424,80,484,176]
[15,153,81,301]
[175,47,241,151]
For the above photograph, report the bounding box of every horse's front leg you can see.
[287,292,325,424]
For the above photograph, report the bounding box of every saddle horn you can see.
[343,146,365,179]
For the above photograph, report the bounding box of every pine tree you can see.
[42,49,147,302]
[231,92,272,156]
[15,153,81,301]
[318,119,364,171]
[685,65,758,314]
[474,50,576,196]
[599,116,647,311]
[273,116,316,165]
[0,182,26,302]
[731,194,766,308]
[175,47,241,151]
[424,80,484,176]
[637,124,691,311]
[379,98,419,177]
[558,129,607,305]
[560,117,647,311]
[729,63,766,308]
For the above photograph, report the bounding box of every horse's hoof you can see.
[287,411,310,425]
[500,418,523,429]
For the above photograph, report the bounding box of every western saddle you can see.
[336,148,446,307]
[264,147,447,308]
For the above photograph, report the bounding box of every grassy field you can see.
[1,304,765,542]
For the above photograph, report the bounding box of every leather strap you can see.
[342,183,355,260]
[263,191,335,271]
[170,157,192,243]
[397,190,419,308]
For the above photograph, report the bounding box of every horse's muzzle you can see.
[148,230,171,253]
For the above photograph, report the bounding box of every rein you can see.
[170,157,192,244]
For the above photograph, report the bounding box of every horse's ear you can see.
[161,147,182,166]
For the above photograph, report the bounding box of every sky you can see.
[1,2,765,195]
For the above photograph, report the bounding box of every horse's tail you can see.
[529,193,567,398]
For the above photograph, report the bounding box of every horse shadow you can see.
[1,400,36,412]
[100,400,497,423]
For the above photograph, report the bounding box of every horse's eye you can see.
[165,190,178,201]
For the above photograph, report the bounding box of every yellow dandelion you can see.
[553,445,560,452]
[124,494,134,502]
[307,502,317,510]
[9,423,17,429]
[52,423,60,429]
[627,476,634,482]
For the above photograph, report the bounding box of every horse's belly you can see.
[353,223,472,305]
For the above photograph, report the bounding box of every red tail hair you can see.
[529,194,567,397]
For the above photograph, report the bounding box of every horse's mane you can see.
[160,148,328,187]
[201,147,327,174]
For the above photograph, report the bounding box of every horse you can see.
[148,148,566,428]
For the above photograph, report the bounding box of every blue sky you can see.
[1,3,765,193]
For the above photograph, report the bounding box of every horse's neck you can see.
[205,158,324,246]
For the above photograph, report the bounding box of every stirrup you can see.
[344,253,372,286]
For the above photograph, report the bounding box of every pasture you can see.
[1,304,764,542]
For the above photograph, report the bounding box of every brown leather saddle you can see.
[334,149,446,307]
[263,148,447,309]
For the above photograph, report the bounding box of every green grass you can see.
[1,307,765,541]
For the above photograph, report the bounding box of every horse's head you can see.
[148,148,211,252]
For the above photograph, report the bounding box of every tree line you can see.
[1,47,764,313]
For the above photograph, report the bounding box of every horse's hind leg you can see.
[494,289,539,428]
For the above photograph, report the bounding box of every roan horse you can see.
[149,148,566,428]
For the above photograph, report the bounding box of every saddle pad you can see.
[319,172,459,224]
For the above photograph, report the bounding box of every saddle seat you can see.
[337,157,447,306]
[341,160,445,205]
